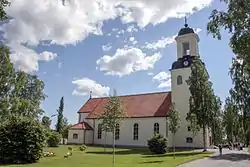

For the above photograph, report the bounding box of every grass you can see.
[4,145,213,167]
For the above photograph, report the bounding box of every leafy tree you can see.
[229,59,250,145]
[0,0,10,20]
[211,96,224,145]
[187,57,215,151]
[0,115,46,164]
[56,96,64,134]
[207,0,250,74]
[186,112,200,150]
[42,115,51,129]
[168,103,180,159]
[10,72,46,118]
[223,96,239,144]
[0,45,15,119]
[147,134,167,154]
[47,131,61,147]
[98,89,126,167]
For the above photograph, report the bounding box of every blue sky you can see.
[2,0,233,126]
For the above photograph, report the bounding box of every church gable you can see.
[78,92,172,119]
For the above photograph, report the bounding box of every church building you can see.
[67,23,211,149]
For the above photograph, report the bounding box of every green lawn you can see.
[5,146,212,167]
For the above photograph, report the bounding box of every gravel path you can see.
[178,149,250,167]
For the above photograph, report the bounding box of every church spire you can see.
[184,16,188,28]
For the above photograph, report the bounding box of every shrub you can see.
[47,131,61,147]
[79,144,87,151]
[147,134,167,154]
[0,115,46,164]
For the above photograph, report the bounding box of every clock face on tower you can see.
[182,58,190,67]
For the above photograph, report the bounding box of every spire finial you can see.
[89,91,92,99]
[184,16,188,27]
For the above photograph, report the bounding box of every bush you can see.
[47,131,61,147]
[147,134,167,154]
[79,144,87,151]
[0,115,46,164]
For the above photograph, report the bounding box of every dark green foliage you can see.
[47,131,61,147]
[0,0,10,20]
[147,134,167,154]
[42,115,51,129]
[0,115,46,164]
[56,97,64,134]
[187,56,216,151]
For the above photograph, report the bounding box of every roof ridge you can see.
[91,91,171,99]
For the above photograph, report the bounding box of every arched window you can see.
[97,124,102,139]
[183,42,190,56]
[177,75,183,85]
[154,123,159,134]
[133,123,139,140]
[115,124,120,140]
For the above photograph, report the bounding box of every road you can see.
[178,148,250,167]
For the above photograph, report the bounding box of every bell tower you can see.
[169,18,207,149]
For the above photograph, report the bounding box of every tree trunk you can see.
[112,128,115,167]
[202,124,207,152]
[173,134,175,159]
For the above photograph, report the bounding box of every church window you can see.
[188,126,191,131]
[97,124,102,139]
[154,123,159,134]
[183,42,190,56]
[133,123,139,140]
[186,137,193,143]
[177,75,183,85]
[73,133,78,140]
[115,124,120,140]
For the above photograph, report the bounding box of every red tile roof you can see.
[70,122,93,130]
[78,92,172,119]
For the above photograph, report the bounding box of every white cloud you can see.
[129,37,135,42]
[8,42,57,73]
[39,51,57,61]
[2,0,211,72]
[153,71,171,89]
[144,35,176,50]
[126,25,138,33]
[144,28,202,50]
[148,72,154,76]
[102,43,112,51]
[96,47,161,77]
[72,77,110,97]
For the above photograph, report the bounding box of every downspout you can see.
[84,130,86,144]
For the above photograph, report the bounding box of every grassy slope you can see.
[5,146,212,167]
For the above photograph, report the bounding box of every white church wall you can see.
[92,117,168,147]
[68,129,84,144]
[170,68,209,148]
[79,113,89,122]
[85,130,93,144]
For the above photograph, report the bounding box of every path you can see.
[178,149,250,167]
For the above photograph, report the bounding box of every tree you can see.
[0,0,10,20]
[56,96,64,134]
[186,112,200,150]
[168,103,180,159]
[229,59,250,145]
[211,96,224,145]
[187,56,215,151]
[0,115,46,164]
[42,116,51,129]
[0,45,15,119]
[98,89,126,167]
[223,96,239,145]
[207,0,250,74]
[147,134,168,154]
